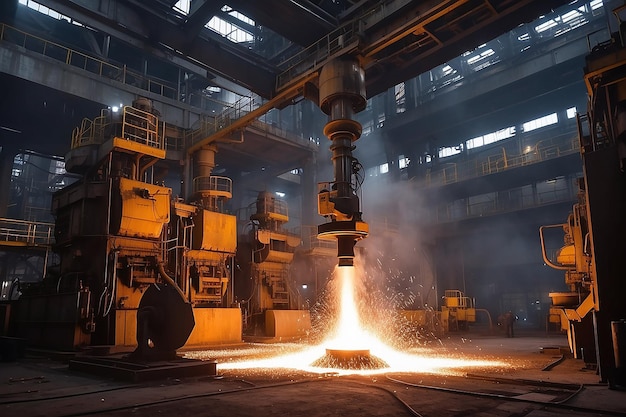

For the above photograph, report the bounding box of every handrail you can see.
[121,106,162,149]
[186,94,260,146]
[0,217,54,246]
[192,175,233,195]
[423,132,580,189]
[0,22,177,101]
[70,106,164,151]
[539,224,572,271]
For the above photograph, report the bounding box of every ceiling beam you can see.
[360,0,572,97]
[183,0,224,39]
[39,0,278,97]
[228,0,337,46]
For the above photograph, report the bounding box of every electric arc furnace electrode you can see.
[317,58,369,267]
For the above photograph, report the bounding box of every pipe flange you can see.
[323,119,362,141]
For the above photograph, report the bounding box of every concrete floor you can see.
[1,330,625,417]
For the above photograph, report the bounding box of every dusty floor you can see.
[1,330,625,417]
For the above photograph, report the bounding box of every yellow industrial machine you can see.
[540,4,626,385]
[238,191,310,338]
[398,289,484,338]
[14,98,241,356]
[441,289,477,331]
[540,186,596,360]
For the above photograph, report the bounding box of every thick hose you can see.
[157,262,187,301]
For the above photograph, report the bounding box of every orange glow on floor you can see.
[191,265,510,375]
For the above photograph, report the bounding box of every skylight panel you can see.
[206,5,255,44]
[173,0,191,15]
[18,0,81,26]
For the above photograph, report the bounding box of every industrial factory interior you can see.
[1,0,626,415]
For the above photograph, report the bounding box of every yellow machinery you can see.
[14,98,241,355]
[441,289,477,331]
[540,187,596,360]
[398,289,488,339]
[240,191,310,338]
[540,4,626,384]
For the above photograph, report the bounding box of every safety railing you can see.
[443,290,474,308]
[275,19,359,90]
[70,106,164,150]
[433,176,579,224]
[0,218,54,246]
[71,112,109,148]
[480,136,580,176]
[186,94,263,146]
[0,23,177,100]
[423,132,580,188]
[244,199,295,237]
[1,21,294,141]
[192,175,233,196]
[121,106,162,148]
[254,196,289,219]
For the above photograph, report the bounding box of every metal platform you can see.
[69,356,218,383]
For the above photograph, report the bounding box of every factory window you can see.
[466,48,495,66]
[566,107,577,119]
[439,145,462,158]
[466,136,483,149]
[535,19,558,34]
[11,154,26,178]
[590,0,604,12]
[534,1,601,38]
[466,126,515,150]
[395,83,406,113]
[398,156,410,169]
[522,113,558,132]
[18,0,82,26]
[50,159,68,191]
[379,163,389,174]
[173,0,191,14]
[441,64,455,76]
[362,120,373,136]
[376,114,385,129]
[206,6,254,44]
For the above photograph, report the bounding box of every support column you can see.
[301,155,317,227]
[0,145,17,218]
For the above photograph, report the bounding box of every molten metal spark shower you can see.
[311,266,389,369]
[325,266,370,350]
[195,264,511,376]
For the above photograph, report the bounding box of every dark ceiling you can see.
[0,0,574,189]
[25,0,572,100]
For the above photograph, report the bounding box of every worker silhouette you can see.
[503,310,516,338]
